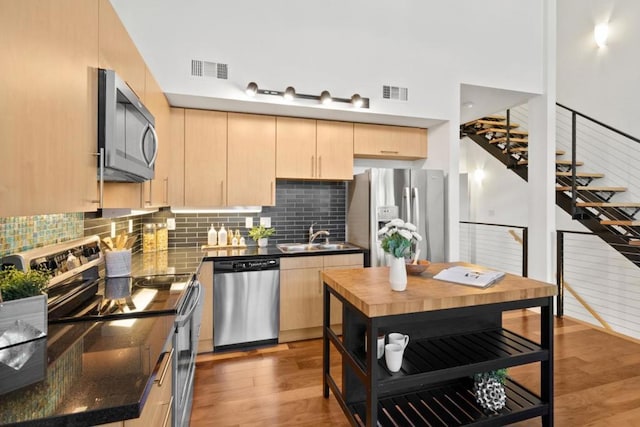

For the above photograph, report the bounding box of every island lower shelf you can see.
[349,378,547,427]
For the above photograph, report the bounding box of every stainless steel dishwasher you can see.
[213,257,280,352]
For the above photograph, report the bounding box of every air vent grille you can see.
[382,85,408,101]
[191,59,228,79]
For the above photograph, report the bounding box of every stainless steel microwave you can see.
[98,68,158,182]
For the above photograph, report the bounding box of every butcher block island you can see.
[321,262,557,427]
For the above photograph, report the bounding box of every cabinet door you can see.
[125,349,173,427]
[316,121,354,180]
[276,117,316,179]
[184,109,227,206]
[280,257,324,331]
[166,108,185,206]
[227,113,276,206]
[143,69,171,207]
[323,254,364,325]
[198,261,214,354]
[354,123,427,160]
[0,0,99,217]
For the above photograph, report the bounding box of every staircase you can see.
[461,111,640,267]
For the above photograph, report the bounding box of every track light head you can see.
[320,90,332,105]
[245,82,258,97]
[351,94,363,108]
[284,86,296,101]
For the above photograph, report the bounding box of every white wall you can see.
[557,0,640,137]
[111,0,545,126]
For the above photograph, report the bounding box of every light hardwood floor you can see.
[191,311,640,426]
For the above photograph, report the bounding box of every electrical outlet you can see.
[128,219,133,233]
[167,218,176,231]
[245,217,253,228]
[110,222,116,238]
[260,217,271,227]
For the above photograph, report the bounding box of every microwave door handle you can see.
[140,124,159,167]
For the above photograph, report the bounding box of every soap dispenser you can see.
[207,224,218,246]
[218,225,227,247]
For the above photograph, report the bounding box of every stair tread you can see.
[521,160,584,166]
[469,119,521,128]
[490,137,529,144]
[601,220,640,226]
[576,202,640,208]
[556,186,627,192]
[556,160,584,166]
[503,147,565,155]
[556,171,604,178]
[478,128,529,135]
[630,240,640,246]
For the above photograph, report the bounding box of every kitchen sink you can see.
[277,242,358,253]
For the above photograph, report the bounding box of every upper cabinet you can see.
[354,123,427,160]
[166,108,185,206]
[316,120,354,180]
[228,113,276,206]
[143,69,174,208]
[276,118,353,181]
[184,109,227,207]
[0,0,100,217]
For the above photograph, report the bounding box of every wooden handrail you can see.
[562,281,612,330]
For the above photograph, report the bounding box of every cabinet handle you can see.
[311,155,315,177]
[318,156,322,178]
[164,178,169,204]
[92,149,104,208]
[161,396,174,427]
[380,150,399,154]
[156,347,174,387]
[145,180,153,205]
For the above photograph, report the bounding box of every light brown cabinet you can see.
[276,118,353,180]
[227,113,276,206]
[143,69,172,208]
[0,0,99,217]
[184,109,227,206]
[198,261,214,354]
[166,108,186,206]
[279,253,363,342]
[354,123,427,160]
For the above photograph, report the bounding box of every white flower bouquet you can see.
[378,218,422,259]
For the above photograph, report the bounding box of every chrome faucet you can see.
[309,223,330,245]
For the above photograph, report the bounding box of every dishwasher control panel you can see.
[213,258,279,273]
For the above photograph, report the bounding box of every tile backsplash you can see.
[0,180,348,256]
[0,213,84,257]
[153,180,347,248]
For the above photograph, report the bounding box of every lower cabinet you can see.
[197,261,214,353]
[280,253,363,342]
[97,347,173,427]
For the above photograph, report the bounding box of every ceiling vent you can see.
[191,60,228,79]
[382,85,408,101]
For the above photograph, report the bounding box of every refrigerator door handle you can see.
[411,187,419,227]
[404,187,411,223]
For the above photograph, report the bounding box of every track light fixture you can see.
[245,82,258,97]
[284,86,296,101]
[243,82,369,108]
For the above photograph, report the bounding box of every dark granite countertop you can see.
[0,314,175,426]
[0,244,365,426]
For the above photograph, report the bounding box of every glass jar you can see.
[156,223,168,251]
[143,223,157,253]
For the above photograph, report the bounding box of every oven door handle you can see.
[175,281,201,327]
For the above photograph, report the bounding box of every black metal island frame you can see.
[322,262,557,427]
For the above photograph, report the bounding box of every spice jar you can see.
[143,223,157,253]
[156,223,168,251]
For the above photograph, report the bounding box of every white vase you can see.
[258,238,268,247]
[389,256,407,291]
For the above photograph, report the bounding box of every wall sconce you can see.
[474,168,485,184]
[594,23,609,48]
[244,82,369,108]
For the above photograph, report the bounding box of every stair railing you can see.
[556,102,640,219]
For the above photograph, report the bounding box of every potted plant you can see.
[248,225,276,248]
[0,267,50,347]
[378,219,422,291]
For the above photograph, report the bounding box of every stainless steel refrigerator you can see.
[347,168,445,266]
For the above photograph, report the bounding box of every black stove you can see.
[1,236,191,324]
